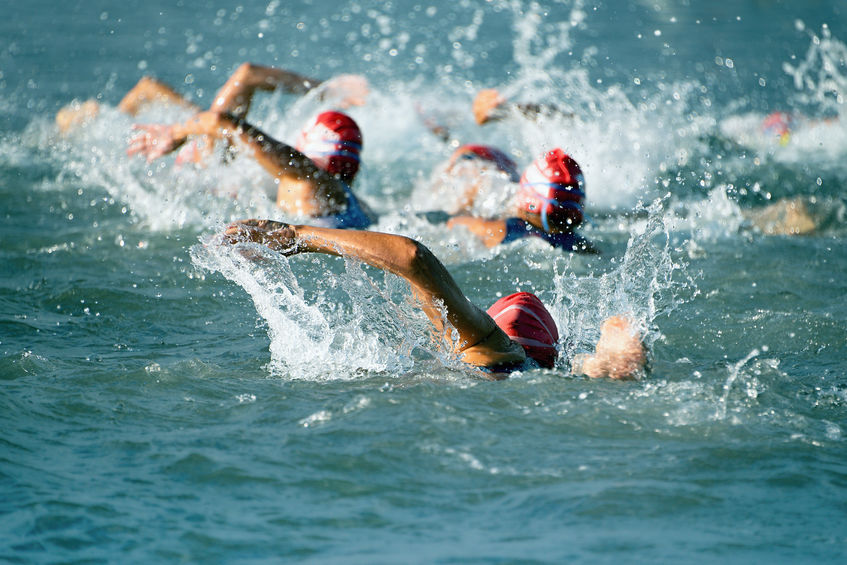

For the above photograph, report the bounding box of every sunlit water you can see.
[2,1,847,562]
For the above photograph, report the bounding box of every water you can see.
[2,0,847,562]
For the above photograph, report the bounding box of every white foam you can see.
[190,237,467,380]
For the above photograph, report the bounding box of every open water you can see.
[2,0,847,563]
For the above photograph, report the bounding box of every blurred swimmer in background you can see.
[445,147,597,253]
[417,88,595,253]
[56,62,369,144]
[57,63,374,228]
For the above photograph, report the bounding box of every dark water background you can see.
[2,1,847,562]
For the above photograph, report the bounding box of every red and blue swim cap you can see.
[761,111,792,145]
[487,292,559,369]
[295,111,363,180]
[450,144,521,182]
[517,149,585,233]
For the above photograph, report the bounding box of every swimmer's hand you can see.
[572,316,647,380]
[127,124,186,162]
[223,219,300,255]
[473,89,507,125]
[320,74,370,108]
[174,135,215,167]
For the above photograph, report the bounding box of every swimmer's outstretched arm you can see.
[209,64,320,118]
[741,196,817,236]
[473,89,574,125]
[118,77,201,116]
[127,111,326,179]
[446,216,509,248]
[210,63,369,118]
[56,77,200,134]
[223,220,526,369]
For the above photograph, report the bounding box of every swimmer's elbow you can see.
[232,62,255,82]
[396,237,439,279]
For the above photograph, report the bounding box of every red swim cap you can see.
[486,292,559,369]
[761,111,792,144]
[450,144,521,182]
[295,111,363,179]
[516,149,585,233]
[762,111,792,135]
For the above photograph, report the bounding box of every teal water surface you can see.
[2,1,847,563]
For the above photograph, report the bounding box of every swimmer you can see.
[56,62,369,163]
[127,109,375,229]
[116,66,362,164]
[427,144,522,216]
[761,111,794,146]
[223,219,646,379]
[415,102,595,252]
[445,147,598,253]
[759,110,840,147]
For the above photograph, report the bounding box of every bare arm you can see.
[118,77,201,116]
[473,89,574,125]
[223,220,526,368]
[128,111,323,179]
[127,112,348,214]
[210,63,369,117]
[447,216,508,248]
[209,63,322,118]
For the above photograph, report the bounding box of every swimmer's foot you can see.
[56,99,100,134]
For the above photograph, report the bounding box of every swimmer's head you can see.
[487,292,559,369]
[761,111,792,146]
[447,144,520,182]
[296,111,363,182]
[516,149,585,234]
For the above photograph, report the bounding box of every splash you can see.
[507,0,586,72]
[713,28,847,207]
[784,23,847,117]
[669,185,745,242]
[36,101,290,231]
[553,196,691,367]
[475,1,717,211]
[190,236,463,380]
[717,26,847,167]
[408,158,518,219]
[714,347,763,421]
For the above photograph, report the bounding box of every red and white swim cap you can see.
[487,292,559,369]
[449,144,521,182]
[295,111,363,179]
[761,111,792,144]
[516,149,585,233]
[762,111,792,135]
